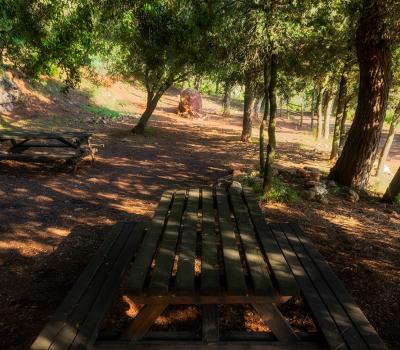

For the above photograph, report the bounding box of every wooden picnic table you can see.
[122,186,300,343]
[0,130,94,171]
[31,184,388,350]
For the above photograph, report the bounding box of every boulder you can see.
[312,184,328,197]
[0,76,20,112]
[296,168,308,178]
[301,190,316,201]
[305,180,319,189]
[178,88,202,117]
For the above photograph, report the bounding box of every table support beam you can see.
[252,303,299,343]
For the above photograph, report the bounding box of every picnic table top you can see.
[124,186,298,304]
[0,130,91,140]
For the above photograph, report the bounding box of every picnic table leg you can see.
[122,303,168,341]
[252,303,299,342]
[202,305,219,343]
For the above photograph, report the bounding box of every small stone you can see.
[301,190,316,200]
[312,184,328,197]
[317,196,329,205]
[230,181,243,192]
[74,207,84,212]
[296,168,308,178]
[326,180,337,187]
[305,180,319,189]
[345,189,359,203]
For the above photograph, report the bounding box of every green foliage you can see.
[81,104,123,120]
[240,171,299,203]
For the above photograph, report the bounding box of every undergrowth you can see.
[81,104,123,119]
[240,171,300,203]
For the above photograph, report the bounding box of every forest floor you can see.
[0,73,399,350]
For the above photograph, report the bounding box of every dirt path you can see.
[0,87,258,350]
[0,80,399,349]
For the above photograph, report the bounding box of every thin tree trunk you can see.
[382,167,400,203]
[329,0,392,189]
[260,61,270,174]
[222,82,232,117]
[316,88,323,140]
[310,87,315,130]
[376,103,400,177]
[279,98,283,117]
[322,90,332,140]
[263,52,278,193]
[253,96,264,119]
[132,91,163,134]
[286,99,290,120]
[330,71,348,160]
[215,81,219,94]
[300,100,304,128]
[194,76,202,90]
[241,73,255,142]
[339,100,349,151]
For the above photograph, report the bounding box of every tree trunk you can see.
[300,100,304,128]
[194,76,202,90]
[279,98,283,117]
[260,61,270,174]
[286,99,290,120]
[253,96,264,119]
[376,102,400,177]
[215,81,219,94]
[222,82,232,117]
[328,0,392,189]
[330,71,348,160]
[382,167,400,203]
[316,88,323,140]
[263,53,278,193]
[132,91,163,134]
[322,90,332,140]
[310,87,315,130]
[241,73,255,142]
[339,100,349,151]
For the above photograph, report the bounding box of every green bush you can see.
[240,172,300,203]
[81,104,123,119]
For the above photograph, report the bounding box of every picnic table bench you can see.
[0,130,94,172]
[31,185,387,350]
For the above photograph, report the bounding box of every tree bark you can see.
[339,100,349,151]
[329,0,392,189]
[222,82,232,117]
[260,61,270,174]
[382,167,400,203]
[241,73,255,142]
[322,90,332,140]
[310,87,315,130]
[376,102,400,177]
[286,99,290,120]
[132,90,163,134]
[194,76,202,91]
[263,53,278,193]
[300,100,304,128]
[330,71,348,160]
[316,88,323,140]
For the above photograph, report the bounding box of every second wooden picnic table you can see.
[122,186,300,343]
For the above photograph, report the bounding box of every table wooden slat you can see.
[125,191,174,294]
[175,188,200,293]
[242,187,298,296]
[216,188,247,295]
[270,223,347,350]
[148,190,186,295]
[229,188,274,296]
[201,187,220,295]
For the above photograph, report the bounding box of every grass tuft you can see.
[240,171,300,203]
[81,104,123,119]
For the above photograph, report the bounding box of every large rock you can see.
[0,76,20,112]
[178,88,202,117]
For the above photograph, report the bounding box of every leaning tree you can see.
[329,0,400,189]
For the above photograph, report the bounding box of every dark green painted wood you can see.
[148,190,186,294]
[269,223,348,350]
[125,191,174,294]
[216,188,247,295]
[201,187,220,295]
[242,187,298,296]
[229,188,273,296]
[175,189,200,293]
